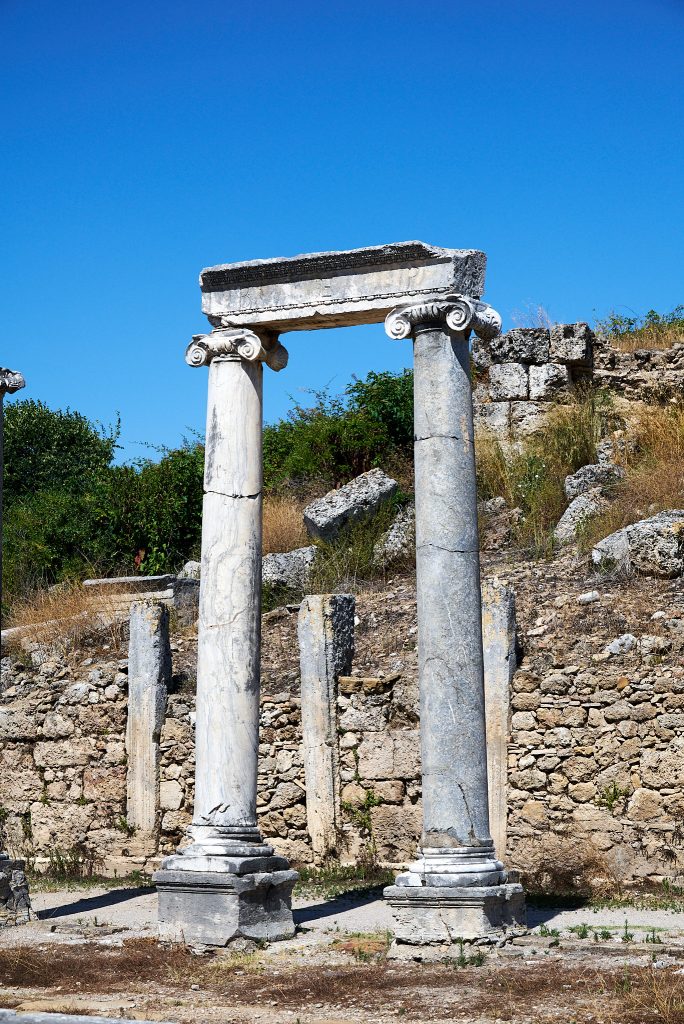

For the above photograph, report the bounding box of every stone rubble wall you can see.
[472,327,684,438]
[2,582,684,887]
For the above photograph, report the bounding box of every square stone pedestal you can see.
[154,868,298,945]
[385,882,526,948]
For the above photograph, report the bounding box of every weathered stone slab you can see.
[564,461,624,500]
[488,363,529,401]
[298,594,354,862]
[487,328,550,365]
[155,868,298,945]
[549,322,594,366]
[263,546,317,590]
[200,241,487,331]
[592,510,684,577]
[481,579,517,860]
[303,468,398,542]
[385,882,526,944]
[126,602,170,833]
[554,488,608,545]
[528,362,570,400]
[373,505,415,567]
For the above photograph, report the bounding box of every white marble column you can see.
[165,328,288,869]
[385,296,505,887]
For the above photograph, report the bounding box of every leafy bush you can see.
[476,389,612,555]
[596,305,684,351]
[263,370,414,489]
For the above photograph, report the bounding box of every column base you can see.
[385,881,526,946]
[154,825,298,945]
[0,856,31,924]
[154,868,299,946]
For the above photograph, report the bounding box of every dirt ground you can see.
[3,884,684,1022]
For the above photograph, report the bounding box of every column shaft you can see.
[193,355,263,833]
[412,324,497,872]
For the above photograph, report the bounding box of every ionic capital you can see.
[0,368,25,397]
[185,328,288,372]
[385,294,501,342]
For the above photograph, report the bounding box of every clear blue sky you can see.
[2,0,682,461]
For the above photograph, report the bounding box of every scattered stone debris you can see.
[592,509,684,577]
[303,468,398,542]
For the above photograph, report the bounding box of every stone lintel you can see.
[200,241,487,332]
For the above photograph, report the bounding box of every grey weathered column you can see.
[155,328,298,945]
[384,296,525,942]
[0,369,25,643]
[126,601,171,834]
[481,578,517,861]
[0,369,28,916]
[298,594,355,862]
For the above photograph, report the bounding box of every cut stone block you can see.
[155,868,298,945]
[550,322,594,366]
[474,402,511,436]
[487,328,550,365]
[263,545,317,590]
[564,461,624,500]
[126,602,170,833]
[488,362,529,401]
[481,578,517,861]
[200,241,487,332]
[298,594,354,861]
[373,505,415,566]
[385,882,526,944]
[554,488,608,545]
[592,510,684,578]
[303,468,398,543]
[528,362,571,400]
[510,401,545,435]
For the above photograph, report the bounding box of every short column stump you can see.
[385,882,526,948]
[154,868,298,946]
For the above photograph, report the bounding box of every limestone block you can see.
[373,780,405,804]
[554,488,608,545]
[126,602,170,833]
[262,546,317,590]
[0,748,43,812]
[510,401,545,435]
[371,802,422,862]
[564,462,624,500]
[528,363,570,400]
[159,780,183,811]
[298,594,355,861]
[568,782,597,802]
[338,702,387,732]
[30,803,95,850]
[303,469,398,542]
[488,328,550,365]
[267,782,303,811]
[200,241,487,332]
[373,505,415,567]
[155,867,298,945]
[592,511,684,578]
[641,737,684,788]
[628,788,663,821]
[178,560,201,579]
[33,739,92,768]
[41,712,75,739]
[549,323,594,366]
[83,766,126,803]
[488,363,529,401]
[481,577,517,860]
[341,783,367,808]
[357,730,421,781]
[0,709,36,741]
[474,401,511,436]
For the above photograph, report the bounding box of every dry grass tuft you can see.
[516,835,621,900]
[581,403,684,550]
[6,581,128,655]
[262,494,308,554]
